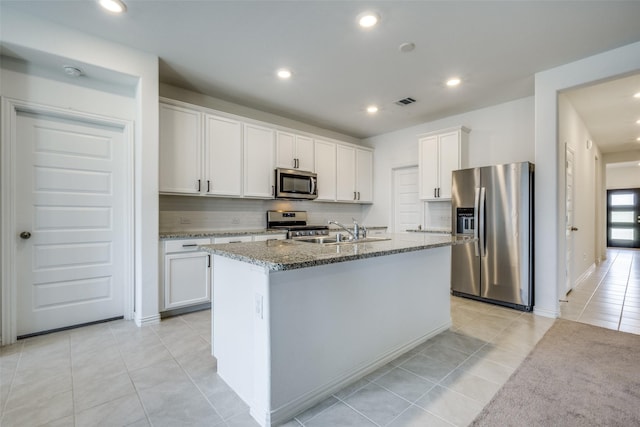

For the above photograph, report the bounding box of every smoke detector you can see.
[63,65,83,77]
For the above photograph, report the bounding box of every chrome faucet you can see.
[328,219,365,240]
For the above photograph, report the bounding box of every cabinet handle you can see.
[207,180,211,192]
[198,179,201,192]
[207,254,211,268]
[434,188,436,198]
[182,244,198,248]
[272,185,275,196]
[229,240,242,243]
[357,191,361,200]
[353,191,357,200]
[438,187,441,197]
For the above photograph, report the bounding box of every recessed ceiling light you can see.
[446,78,461,87]
[366,105,379,114]
[637,119,640,124]
[358,12,380,28]
[637,137,640,141]
[99,0,127,13]
[634,92,640,98]
[277,69,292,79]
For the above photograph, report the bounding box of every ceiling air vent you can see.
[395,97,416,106]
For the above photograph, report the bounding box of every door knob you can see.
[20,231,32,239]
[570,226,578,231]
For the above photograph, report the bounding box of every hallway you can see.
[560,248,640,334]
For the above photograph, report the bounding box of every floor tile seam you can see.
[382,402,456,427]
[370,373,437,406]
[176,361,228,422]
[577,254,619,320]
[334,397,388,427]
[0,347,23,418]
[301,388,380,427]
[411,384,483,423]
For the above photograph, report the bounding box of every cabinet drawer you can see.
[253,234,287,242]
[165,238,211,253]
[213,235,253,244]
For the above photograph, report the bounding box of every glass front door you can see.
[607,188,640,248]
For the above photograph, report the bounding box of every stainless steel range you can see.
[266,210,329,239]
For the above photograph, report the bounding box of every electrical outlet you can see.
[179,217,191,224]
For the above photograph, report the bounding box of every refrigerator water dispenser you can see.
[456,207,475,234]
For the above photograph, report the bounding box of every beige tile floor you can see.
[1,295,557,427]
[560,248,640,334]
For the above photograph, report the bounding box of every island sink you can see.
[295,236,391,245]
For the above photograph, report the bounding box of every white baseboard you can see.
[575,263,596,287]
[265,321,452,426]
[533,306,559,319]
[135,313,161,327]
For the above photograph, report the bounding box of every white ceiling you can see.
[2,1,640,147]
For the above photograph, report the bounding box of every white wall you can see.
[534,40,640,318]
[1,8,160,333]
[606,165,640,189]
[362,97,534,227]
[558,94,602,289]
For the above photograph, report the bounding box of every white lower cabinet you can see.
[213,235,253,244]
[162,238,212,311]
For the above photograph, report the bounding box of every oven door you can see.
[275,168,318,199]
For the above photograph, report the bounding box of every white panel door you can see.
[393,167,422,233]
[565,146,576,294]
[16,112,127,336]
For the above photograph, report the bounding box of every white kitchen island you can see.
[200,234,473,427]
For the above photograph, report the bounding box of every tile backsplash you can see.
[424,200,452,231]
[159,195,365,232]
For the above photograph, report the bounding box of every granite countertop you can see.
[160,226,389,240]
[405,229,452,234]
[199,233,475,271]
[159,229,287,240]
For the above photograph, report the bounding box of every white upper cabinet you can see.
[356,148,373,203]
[336,145,373,203]
[204,114,242,197]
[314,139,337,201]
[276,131,315,171]
[159,103,202,194]
[244,123,275,198]
[419,126,470,200]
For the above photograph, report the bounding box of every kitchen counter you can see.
[405,228,452,234]
[210,233,475,426]
[159,229,286,240]
[200,233,472,271]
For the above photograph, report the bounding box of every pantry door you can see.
[14,109,131,337]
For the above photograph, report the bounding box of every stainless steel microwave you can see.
[275,168,318,200]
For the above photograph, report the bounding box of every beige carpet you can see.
[471,319,640,427]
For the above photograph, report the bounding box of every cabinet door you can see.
[356,149,373,203]
[419,136,439,200]
[159,103,202,194]
[336,145,356,202]
[276,131,296,169]
[314,140,337,201]
[204,114,242,196]
[295,135,315,172]
[244,124,275,198]
[164,252,211,309]
[437,131,460,199]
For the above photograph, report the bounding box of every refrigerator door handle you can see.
[474,187,480,257]
[479,187,487,257]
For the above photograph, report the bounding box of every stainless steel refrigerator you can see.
[451,162,534,311]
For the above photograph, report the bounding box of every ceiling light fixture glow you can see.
[99,0,127,13]
[634,92,640,99]
[277,69,292,79]
[366,105,379,114]
[446,77,461,87]
[358,12,380,28]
